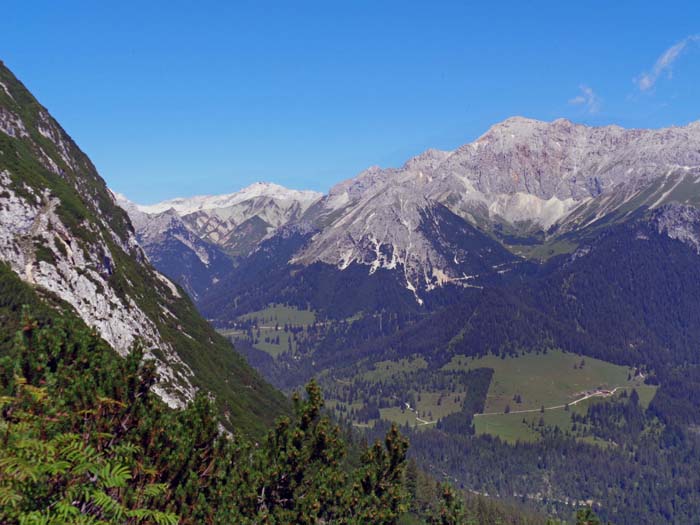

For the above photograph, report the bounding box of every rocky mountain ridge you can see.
[287,117,700,296]
[114,193,234,300]
[0,60,285,433]
[134,183,322,256]
[120,117,700,302]
[0,66,194,405]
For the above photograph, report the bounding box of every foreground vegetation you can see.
[0,311,412,524]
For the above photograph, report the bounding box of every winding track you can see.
[474,386,625,417]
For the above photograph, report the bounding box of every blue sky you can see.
[3,1,700,203]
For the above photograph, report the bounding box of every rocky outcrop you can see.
[652,202,700,253]
[0,60,308,434]
[0,172,194,407]
[0,61,199,407]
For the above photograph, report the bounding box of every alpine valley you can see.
[1,60,554,525]
[120,115,700,523]
[5,50,700,524]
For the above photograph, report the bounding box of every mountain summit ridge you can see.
[137,181,322,216]
[289,117,700,293]
[119,117,700,301]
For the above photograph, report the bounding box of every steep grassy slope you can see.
[0,61,286,436]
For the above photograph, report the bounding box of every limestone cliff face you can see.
[0,62,201,406]
[0,62,288,429]
[291,118,700,294]
[0,172,195,406]
[652,202,700,254]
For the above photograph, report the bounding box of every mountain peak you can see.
[403,148,452,171]
[502,115,542,124]
[118,182,323,258]
[136,183,322,216]
[475,116,562,141]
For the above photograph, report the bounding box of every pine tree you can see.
[576,507,602,525]
[429,484,466,525]
[0,313,410,525]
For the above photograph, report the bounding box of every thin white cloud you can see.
[636,35,700,91]
[568,85,601,114]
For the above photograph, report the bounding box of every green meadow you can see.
[444,349,645,413]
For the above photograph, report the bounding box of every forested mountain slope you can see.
[0,259,557,524]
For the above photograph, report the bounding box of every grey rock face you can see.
[0,66,204,408]
[120,118,700,302]
[439,118,700,200]
[652,202,700,253]
[130,183,322,256]
[115,193,233,300]
[293,118,700,294]
[0,173,195,407]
